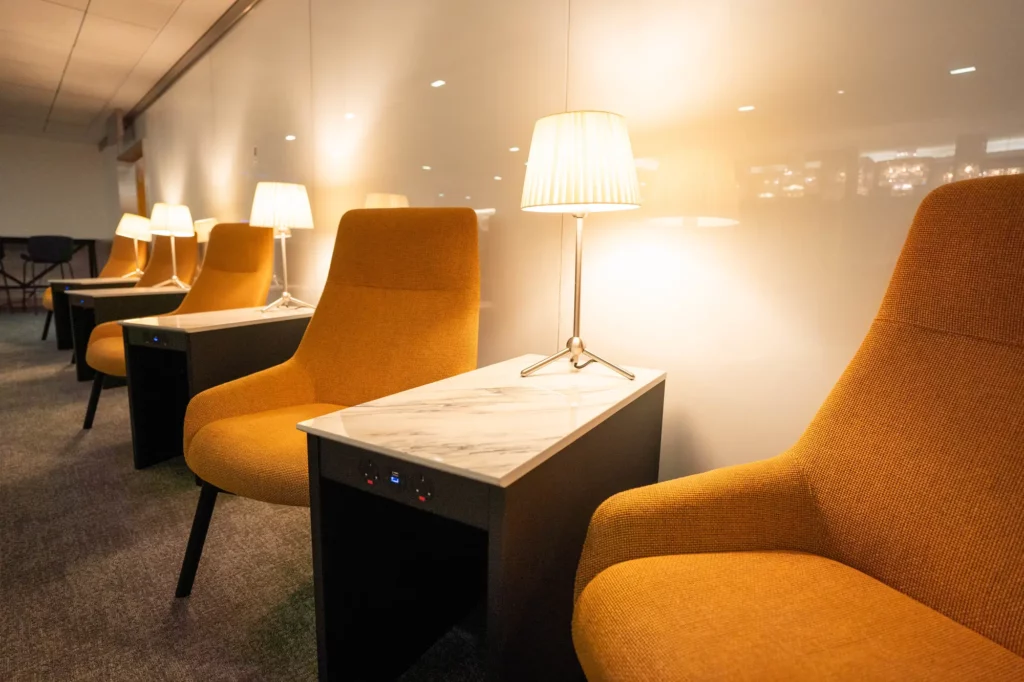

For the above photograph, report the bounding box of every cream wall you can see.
[136,0,1024,478]
[0,133,121,239]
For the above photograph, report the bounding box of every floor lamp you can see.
[519,111,642,380]
[113,213,151,277]
[249,182,315,311]
[149,203,194,289]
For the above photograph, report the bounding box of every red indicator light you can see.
[367,479,374,485]
[418,495,426,502]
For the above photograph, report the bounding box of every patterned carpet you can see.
[0,312,482,681]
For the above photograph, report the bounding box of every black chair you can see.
[0,240,16,312]
[21,235,74,312]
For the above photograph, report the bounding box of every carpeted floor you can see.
[0,312,483,681]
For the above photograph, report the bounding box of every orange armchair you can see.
[174,207,480,597]
[41,235,148,339]
[82,224,273,429]
[572,176,1024,680]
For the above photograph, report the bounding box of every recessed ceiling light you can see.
[422,165,431,170]
[465,195,471,200]
[950,66,976,75]
[738,105,755,112]
[493,176,502,180]
[509,147,519,152]
[344,112,356,120]
[431,80,446,87]
[836,90,845,95]
[438,193,444,197]
[284,135,296,141]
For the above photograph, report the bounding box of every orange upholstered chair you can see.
[41,235,148,340]
[82,224,272,429]
[572,175,1024,680]
[174,207,480,597]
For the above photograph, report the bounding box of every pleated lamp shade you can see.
[521,111,642,214]
[249,182,314,231]
[193,218,219,244]
[149,203,195,237]
[364,193,410,208]
[114,213,152,242]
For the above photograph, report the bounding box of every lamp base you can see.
[262,291,314,312]
[521,336,635,380]
[121,268,145,278]
[151,276,190,290]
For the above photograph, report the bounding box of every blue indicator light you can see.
[389,473,401,484]
[153,336,159,343]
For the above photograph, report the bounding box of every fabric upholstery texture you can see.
[573,176,1024,680]
[41,235,146,311]
[85,224,273,378]
[135,234,198,288]
[184,208,480,507]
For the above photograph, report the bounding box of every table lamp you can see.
[364,193,409,208]
[149,202,195,289]
[193,218,218,274]
[520,110,641,380]
[113,212,151,277]
[249,181,315,311]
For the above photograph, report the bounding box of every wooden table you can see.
[49,277,138,349]
[121,307,314,469]
[69,287,188,381]
[299,355,666,681]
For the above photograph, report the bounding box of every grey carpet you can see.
[0,312,484,681]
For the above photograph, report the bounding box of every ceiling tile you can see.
[48,88,106,125]
[55,13,157,100]
[44,0,88,9]
[0,0,83,45]
[89,0,182,31]
[0,54,64,90]
[0,80,53,120]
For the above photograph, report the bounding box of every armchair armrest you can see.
[575,454,824,602]
[183,358,315,455]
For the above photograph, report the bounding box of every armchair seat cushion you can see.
[42,287,53,311]
[574,551,1024,682]
[187,403,343,507]
[85,321,126,376]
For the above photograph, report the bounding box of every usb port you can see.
[389,472,401,485]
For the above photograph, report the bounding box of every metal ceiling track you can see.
[100,0,264,151]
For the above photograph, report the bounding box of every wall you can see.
[135,0,1024,479]
[0,133,121,239]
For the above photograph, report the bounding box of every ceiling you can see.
[0,0,237,143]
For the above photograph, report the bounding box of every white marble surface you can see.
[120,306,314,333]
[73,286,188,299]
[298,354,665,487]
[50,277,138,286]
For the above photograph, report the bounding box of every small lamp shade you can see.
[521,111,642,214]
[250,182,314,231]
[364,193,410,208]
[114,213,151,242]
[150,203,195,237]
[193,218,219,244]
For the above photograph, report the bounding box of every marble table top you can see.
[50,276,138,286]
[298,354,666,487]
[120,306,314,333]
[72,286,188,299]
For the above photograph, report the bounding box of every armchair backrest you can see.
[136,234,198,287]
[294,207,480,407]
[794,176,1024,655]
[98,235,147,277]
[172,223,274,315]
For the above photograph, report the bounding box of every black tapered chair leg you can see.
[41,310,52,340]
[175,483,220,598]
[83,372,104,429]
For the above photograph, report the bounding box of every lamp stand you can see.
[153,236,191,289]
[122,238,146,278]
[263,229,313,311]
[521,214,635,380]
